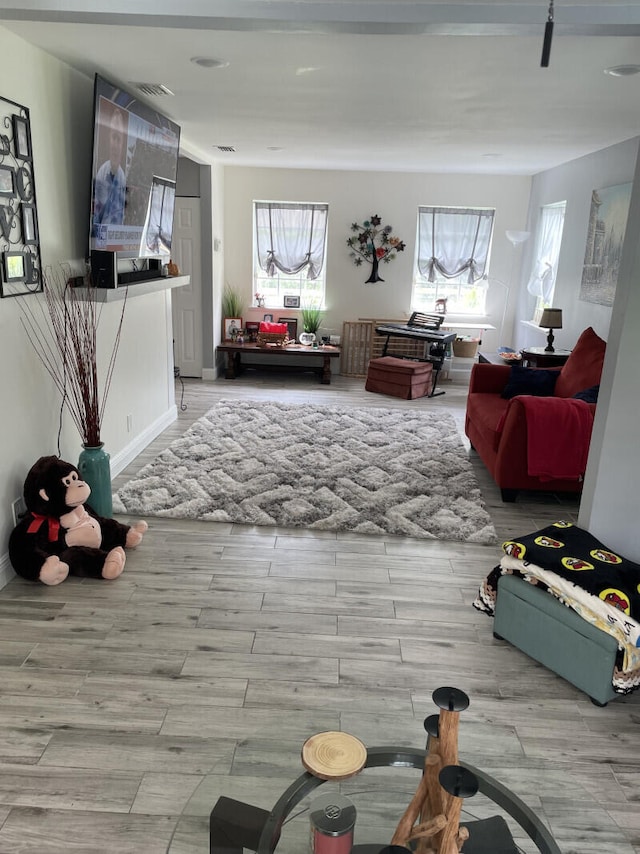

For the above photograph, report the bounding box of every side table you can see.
[209,746,561,854]
[520,347,571,368]
[477,352,522,366]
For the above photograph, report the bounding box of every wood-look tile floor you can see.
[1,371,637,853]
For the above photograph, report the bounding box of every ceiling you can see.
[3,0,640,175]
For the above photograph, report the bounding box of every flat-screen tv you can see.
[89,74,181,260]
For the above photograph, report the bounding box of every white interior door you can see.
[171,197,203,377]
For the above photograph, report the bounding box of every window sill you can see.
[520,320,547,333]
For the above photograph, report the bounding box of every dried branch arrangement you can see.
[19,267,127,447]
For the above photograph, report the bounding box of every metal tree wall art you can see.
[347,214,405,283]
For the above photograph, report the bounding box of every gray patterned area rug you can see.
[113,400,496,543]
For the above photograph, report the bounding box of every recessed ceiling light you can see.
[191,57,229,69]
[604,64,640,77]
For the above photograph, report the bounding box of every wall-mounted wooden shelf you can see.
[75,275,190,302]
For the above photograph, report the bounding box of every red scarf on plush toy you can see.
[27,513,60,542]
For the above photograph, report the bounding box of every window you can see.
[412,206,495,314]
[253,201,328,307]
[527,201,566,320]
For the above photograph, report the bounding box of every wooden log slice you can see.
[301,731,367,780]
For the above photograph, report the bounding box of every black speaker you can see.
[90,250,117,288]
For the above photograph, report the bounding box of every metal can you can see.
[309,793,356,854]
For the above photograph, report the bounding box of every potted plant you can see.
[222,283,245,340]
[300,304,324,344]
[222,283,245,318]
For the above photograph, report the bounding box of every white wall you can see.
[0,27,177,584]
[223,166,532,353]
[513,137,639,352]
[579,142,640,560]
[513,136,640,559]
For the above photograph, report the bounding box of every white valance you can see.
[255,202,328,280]
[417,206,495,283]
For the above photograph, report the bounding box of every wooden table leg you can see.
[320,354,332,384]
[224,352,240,379]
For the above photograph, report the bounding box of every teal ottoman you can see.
[494,573,619,706]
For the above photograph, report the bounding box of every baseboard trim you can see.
[0,553,16,590]
[202,367,217,381]
[109,405,178,478]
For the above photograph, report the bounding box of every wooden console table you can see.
[217,342,341,384]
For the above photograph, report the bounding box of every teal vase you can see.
[78,443,112,517]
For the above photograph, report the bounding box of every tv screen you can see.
[89,74,181,260]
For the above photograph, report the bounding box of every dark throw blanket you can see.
[474,520,640,694]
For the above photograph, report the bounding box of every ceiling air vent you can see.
[130,82,174,97]
[216,146,236,153]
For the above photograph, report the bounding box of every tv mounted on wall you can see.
[88,74,181,271]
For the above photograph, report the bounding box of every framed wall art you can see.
[0,96,42,297]
[3,250,25,282]
[580,182,632,307]
[283,294,300,308]
[12,115,32,161]
[0,165,15,196]
[21,203,37,244]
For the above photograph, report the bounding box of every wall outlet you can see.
[11,496,27,527]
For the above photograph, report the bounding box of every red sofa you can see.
[465,327,607,501]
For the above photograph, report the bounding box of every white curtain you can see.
[416,206,495,283]
[527,203,566,303]
[255,202,328,279]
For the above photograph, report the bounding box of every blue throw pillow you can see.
[573,384,599,403]
[501,366,559,400]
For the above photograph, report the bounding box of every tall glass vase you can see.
[78,443,112,517]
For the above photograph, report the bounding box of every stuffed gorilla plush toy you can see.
[8,455,147,585]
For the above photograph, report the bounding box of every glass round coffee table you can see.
[255,746,561,854]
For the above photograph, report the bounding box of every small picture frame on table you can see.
[245,321,260,342]
[263,313,273,322]
[12,114,32,161]
[224,317,242,340]
[278,317,298,341]
[283,295,300,308]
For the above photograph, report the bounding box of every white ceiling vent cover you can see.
[130,82,175,97]
[216,146,236,152]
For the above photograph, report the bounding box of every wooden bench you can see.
[217,342,341,384]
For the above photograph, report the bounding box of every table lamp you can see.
[539,307,562,352]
